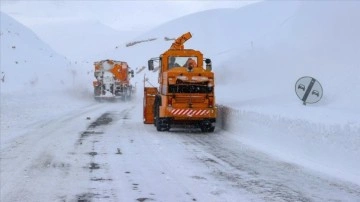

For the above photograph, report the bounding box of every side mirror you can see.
[148,60,154,71]
[205,58,212,71]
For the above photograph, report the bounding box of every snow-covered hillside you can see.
[0,12,76,93]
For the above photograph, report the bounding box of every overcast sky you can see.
[1,1,258,32]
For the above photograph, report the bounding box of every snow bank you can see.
[218,105,360,185]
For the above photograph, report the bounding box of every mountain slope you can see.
[0,12,73,93]
[32,20,140,59]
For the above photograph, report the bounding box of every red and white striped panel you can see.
[170,108,210,117]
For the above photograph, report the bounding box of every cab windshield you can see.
[168,56,197,69]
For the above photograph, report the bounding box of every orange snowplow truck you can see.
[93,59,134,101]
[143,32,216,132]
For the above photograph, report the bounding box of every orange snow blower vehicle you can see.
[143,32,216,132]
[93,59,134,101]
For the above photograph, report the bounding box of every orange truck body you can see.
[143,87,158,124]
[93,59,134,100]
[143,32,217,132]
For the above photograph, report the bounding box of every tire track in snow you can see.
[0,103,114,202]
[183,133,360,201]
[72,106,135,202]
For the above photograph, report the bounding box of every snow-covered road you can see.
[1,95,359,202]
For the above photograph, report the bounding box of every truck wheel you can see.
[94,87,101,96]
[201,126,215,133]
[156,116,162,131]
[155,111,164,131]
[208,126,215,132]
[156,118,170,131]
[200,120,215,133]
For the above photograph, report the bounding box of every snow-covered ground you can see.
[1,1,360,201]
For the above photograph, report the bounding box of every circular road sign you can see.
[295,76,323,105]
